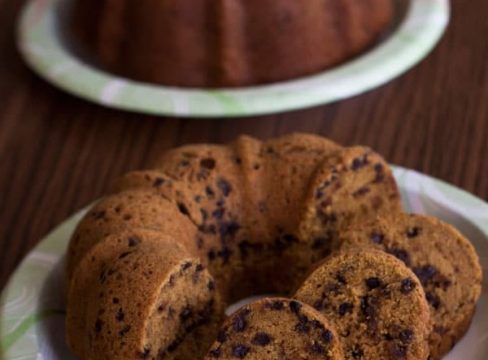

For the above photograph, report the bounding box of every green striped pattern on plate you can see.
[1,167,487,359]
[17,0,449,118]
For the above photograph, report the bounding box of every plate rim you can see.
[1,165,487,358]
[17,0,450,118]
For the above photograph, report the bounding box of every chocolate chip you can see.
[388,248,411,266]
[181,261,192,270]
[205,186,215,197]
[139,346,151,359]
[310,342,325,354]
[336,273,347,285]
[351,346,364,358]
[406,226,421,238]
[338,302,354,316]
[353,186,371,197]
[212,207,225,219]
[217,179,232,197]
[119,325,131,336]
[232,344,250,358]
[267,300,284,310]
[195,264,204,272]
[399,329,414,343]
[252,332,271,346]
[370,231,384,244]
[400,278,416,294]
[177,202,190,216]
[426,292,441,309]
[374,163,385,183]
[289,301,302,314]
[153,177,165,187]
[200,158,216,169]
[233,311,249,332]
[207,280,215,290]
[217,247,233,264]
[295,315,311,333]
[413,265,437,285]
[118,251,131,259]
[351,155,369,170]
[116,308,124,321]
[179,307,192,321]
[208,348,221,358]
[389,343,407,359]
[219,221,241,238]
[366,277,382,290]
[321,329,334,343]
[217,330,227,343]
[128,237,140,247]
[95,319,103,333]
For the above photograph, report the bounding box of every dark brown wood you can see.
[0,0,487,289]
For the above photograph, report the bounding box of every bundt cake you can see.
[68,0,394,87]
[205,298,344,359]
[65,133,404,358]
[294,249,432,360]
[337,213,483,359]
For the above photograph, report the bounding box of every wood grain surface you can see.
[0,0,487,290]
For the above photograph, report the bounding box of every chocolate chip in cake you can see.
[128,237,140,247]
[233,310,249,332]
[321,329,334,343]
[208,348,221,358]
[153,177,165,187]
[310,342,325,354]
[400,278,416,294]
[426,292,441,309]
[205,186,215,197]
[252,332,272,346]
[181,261,192,271]
[351,155,369,170]
[217,178,232,197]
[119,325,131,336]
[116,308,125,321]
[388,248,411,266]
[289,300,302,314]
[413,265,437,285]
[365,277,382,290]
[338,302,354,316]
[399,329,414,343]
[180,306,193,321]
[95,319,103,333]
[177,202,190,216]
[370,231,384,244]
[200,158,216,169]
[232,344,250,358]
[406,227,421,238]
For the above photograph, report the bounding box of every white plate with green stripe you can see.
[1,166,487,359]
[17,0,449,118]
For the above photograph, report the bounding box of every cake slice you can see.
[338,213,483,359]
[205,297,343,359]
[295,249,431,360]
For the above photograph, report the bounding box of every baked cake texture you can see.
[68,0,394,87]
[295,249,432,360]
[338,213,483,359]
[205,298,343,359]
[66,228,222,359]
[65,133,481,359]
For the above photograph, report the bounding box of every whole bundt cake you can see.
[66,133,404,359]
[68,0,394,87]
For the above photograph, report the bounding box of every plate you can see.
[1,166,487,359]
[17,0,450,118]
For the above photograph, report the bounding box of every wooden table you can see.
[0,0,487,290]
